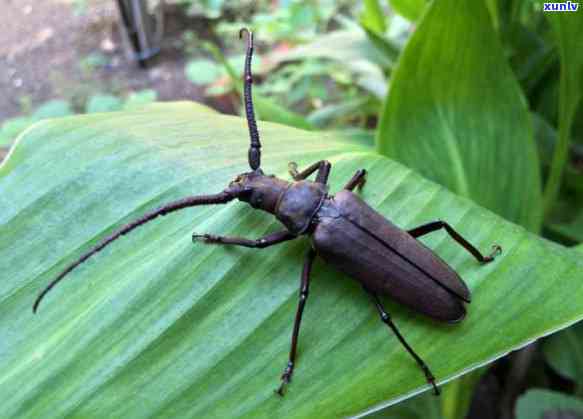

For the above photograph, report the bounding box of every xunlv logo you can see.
[543,1,579,11]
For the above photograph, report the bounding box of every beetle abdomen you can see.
[312,191,469,323]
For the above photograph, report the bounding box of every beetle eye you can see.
[247,191,263,208]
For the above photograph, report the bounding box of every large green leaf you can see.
[1,103,582,418]
[376,0,542,231]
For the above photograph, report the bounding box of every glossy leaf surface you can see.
[0,103,581,418]
[376,0,542,231]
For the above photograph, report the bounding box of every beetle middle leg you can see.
[343,169,367,191]
[192,230,295,248]
[276,247,316,396]
[365,288,440,396]
[288,160,331,184]
[407,221,502,264]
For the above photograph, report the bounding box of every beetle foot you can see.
[481,244,502,264]
[357,169,367,190]
[422,366,440,396]
[275,379,289,397]
[192,233,219,244]
[274,362,294,397]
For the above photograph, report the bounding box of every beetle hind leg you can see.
[365,289,440,396]
[343,169,367,191]
[407,221,502,264]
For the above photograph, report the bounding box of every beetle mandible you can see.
[33,28,502,396]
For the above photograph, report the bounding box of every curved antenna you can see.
[239,28,261,171]
[33,191,235,313]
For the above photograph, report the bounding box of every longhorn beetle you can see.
[34,28,502,396]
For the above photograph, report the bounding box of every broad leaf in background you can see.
[1,103,583,418]
[389,0,427,21]
[501,10,556,98]
[376,0,542,231]
[360,0,387,35]
[360,26,401,70]
[516,389,583,419]
[537,1,583,216]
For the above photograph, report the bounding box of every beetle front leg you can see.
[276,247,316,396]
[407,221,502,264]
[192,230,295,248]
[343,169,367,191]
[288,160,331,184]
[365,289,440,396]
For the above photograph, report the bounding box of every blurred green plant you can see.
[516,389,583,419]
[181,0,385,130]
[72,0,90,16]
[79,52,110,77]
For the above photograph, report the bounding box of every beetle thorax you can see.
[275,181,328,235]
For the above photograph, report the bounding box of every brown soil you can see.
[0,0,216,121]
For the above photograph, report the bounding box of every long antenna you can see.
[33,191,235,313]
[239,28,261,171]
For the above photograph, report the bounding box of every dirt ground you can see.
[0,0,213,122]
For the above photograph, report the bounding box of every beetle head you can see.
[228,170,289,214]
